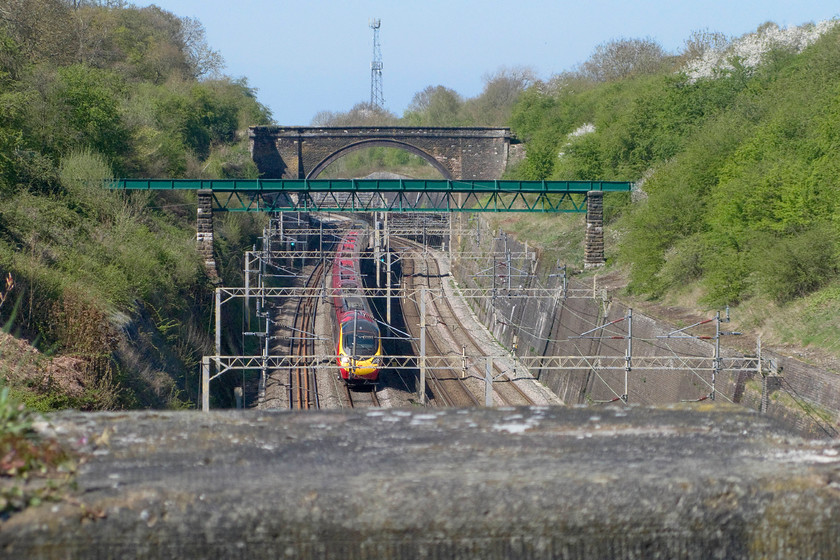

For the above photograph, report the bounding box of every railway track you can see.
[343,383,381,408]
[288,261,325,409]
[395,240,481,407]
[395,238,534,407]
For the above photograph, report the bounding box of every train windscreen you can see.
[342,319,379,354]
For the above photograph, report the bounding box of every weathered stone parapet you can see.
[585,190,605,268]
[196,189,219,282]
[4,407,840,558]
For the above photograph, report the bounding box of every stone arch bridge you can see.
[248,126,520,180]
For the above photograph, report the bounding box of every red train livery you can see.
[331,230,382,383]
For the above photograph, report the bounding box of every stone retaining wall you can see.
[452,217,840,437]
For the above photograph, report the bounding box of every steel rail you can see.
[398,239,534,406]
[400,247,486,407]
[288,262,324,409]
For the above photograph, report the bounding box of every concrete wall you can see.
[8,407,840,558]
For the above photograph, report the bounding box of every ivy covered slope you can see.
[0,1,272,410]
[508,21,840,358]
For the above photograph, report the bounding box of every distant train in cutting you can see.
[331,230,383,384]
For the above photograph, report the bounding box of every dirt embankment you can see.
[1,304,201,410]
[0,331,89,400]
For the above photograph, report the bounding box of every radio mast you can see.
[369,18,384,109]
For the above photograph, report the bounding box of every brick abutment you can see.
[196,189,219,281]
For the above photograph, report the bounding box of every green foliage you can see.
[403,85,463,126]
[400,68,534,128]
[0,385,35,437]
[506,22,840,317]
[0,3,272,411]
[59,149,115,220]
[579,38,670,82]
[202,143,260,179]
[751,226,839,304]
[553,132,603,180]
[318,146,440,179]
[311,102,398,126]
[0,27,25,83]
[460,67,535,125]
[517,131,557,180]
[101,5,193,83]
[56,65,130,165]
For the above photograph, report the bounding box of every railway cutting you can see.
[212,211,563,411]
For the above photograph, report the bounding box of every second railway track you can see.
[394,238,535,407]
[288,261,325,410]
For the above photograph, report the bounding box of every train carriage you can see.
[331,230,383,384]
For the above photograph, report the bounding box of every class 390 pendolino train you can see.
[331,230,383,384]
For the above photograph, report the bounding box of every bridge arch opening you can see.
[306,139,453,180]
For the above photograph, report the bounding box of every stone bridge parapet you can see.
[249,126,514,180]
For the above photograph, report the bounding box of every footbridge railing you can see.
[110,179,632,213]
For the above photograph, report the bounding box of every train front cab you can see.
[337,314,382,383]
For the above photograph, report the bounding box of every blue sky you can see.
[134,1,839,125]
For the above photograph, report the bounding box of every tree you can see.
[56,64,129,163]
[179,16,224,79]
[403,85,463,126]
[0,0,75,65]
[579,38,669,82]
[462,66,535,125]
[681,29,729,61]
[310,102,398,126]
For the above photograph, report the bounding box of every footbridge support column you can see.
[585,191,605,268]
[197,190,219,282]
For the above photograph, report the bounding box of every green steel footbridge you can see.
[111,179,633,213]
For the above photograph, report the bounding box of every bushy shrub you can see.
[59,149,115,220]
[751,226,839,303]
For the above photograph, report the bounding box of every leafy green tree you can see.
[403,85,463,126]
[750,226,839,303]
[104,5,192,83]
[0,26,25,82]
[56,64,129,165]
[0,0,75,65]
[518,130,557,180]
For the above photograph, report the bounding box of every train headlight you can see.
[339,356,350,367]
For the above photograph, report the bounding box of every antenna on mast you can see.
[369,18,384,109]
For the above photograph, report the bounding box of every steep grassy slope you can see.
[504,20,840,361]
[0,2,271,410]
